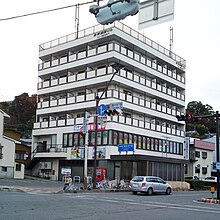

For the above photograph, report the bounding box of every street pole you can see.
[83,112,89,190]
[92,96,99,189]
[216,111,220,200]
[92,63,124,189]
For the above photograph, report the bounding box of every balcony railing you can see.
[38,70,184,107]
[37,89,183,119]
[33,144,67,154]
[39,21,185,67]
[38,41,185,85]
[33,115,185,137]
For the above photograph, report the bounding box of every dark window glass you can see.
[195,151,200,158]
[202,167,207,174]
[202,152,207,159]
[16,164,21,171]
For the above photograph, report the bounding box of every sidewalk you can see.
[0,177,129,194]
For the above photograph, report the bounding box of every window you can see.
[154,139,159,151]
[119,132,123,144]
[133,135,137,148]
[138,136,142,149]
[113,131,118,145]
[63,134,68,147]
[51,135,57,148]
[128,134,133,144]
[151,138,155,151]
[202,152,207,159]
[103,131,108,145]
[195,151,200,158]
[15,152,25,160]
[16,164,21,171]
[2,167,7,172]
[124,133,128,144]
[0,145,3,159]
[202,167,207,174]
[184,164,188,174]
[97,131,101,145]
[147,137,151,150]
[143,137,146,150]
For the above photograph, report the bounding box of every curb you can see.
[198,198,220,204]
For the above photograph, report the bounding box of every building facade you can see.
[0,109,25,179]
[32,21,186,182]
[185,138,215,180]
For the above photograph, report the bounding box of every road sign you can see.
[197,164,201,169]
[73,125,83,131]
[118,144,135,152]
[109,102,123,110]
[216,162,220,170]
[98,104,107,116]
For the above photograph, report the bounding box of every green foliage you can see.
[185,180,205,190]
[0,93,37,137]
[186,101,215,138]
[187,101,214,115]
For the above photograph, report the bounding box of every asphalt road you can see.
[0,189,219,220]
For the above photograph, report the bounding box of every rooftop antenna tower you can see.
[74,1,102,39]
[169,26,173,57]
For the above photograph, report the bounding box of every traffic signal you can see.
[176,114,199,123]
[213,162,216,170]
[89,0,140,25]
[176,115,186,121]
[104,109,121,116]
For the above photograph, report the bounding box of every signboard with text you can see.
[118,144,135,152]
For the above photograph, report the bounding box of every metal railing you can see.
[39,21,185,66]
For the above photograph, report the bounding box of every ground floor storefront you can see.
[57,155,186,182]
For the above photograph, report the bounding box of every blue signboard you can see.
[216,162,220,170]
[98,104,107,116]
[118,144,135,152]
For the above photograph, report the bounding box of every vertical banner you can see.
[184,137,189,161]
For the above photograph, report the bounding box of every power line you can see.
[0,1,103,22]
[0,4,76,21]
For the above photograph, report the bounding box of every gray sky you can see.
[0,0,220,111]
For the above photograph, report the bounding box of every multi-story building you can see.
[185,138,215,180]
[31,21,186,182]
[0,109,26,179]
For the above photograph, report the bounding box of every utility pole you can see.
[83,112,89,190]
[176,112,220,199]
[92,63,124,189]
[216,111,220,200]
[74,0,104,38]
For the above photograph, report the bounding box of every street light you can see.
[92,63,124,189]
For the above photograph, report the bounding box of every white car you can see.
[129,176,172,196]
[203,176,217,182]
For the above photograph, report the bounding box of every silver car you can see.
[129,176,172,195]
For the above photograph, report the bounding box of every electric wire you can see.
[0,0,101,22]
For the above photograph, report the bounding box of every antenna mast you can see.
[169,26,173,57]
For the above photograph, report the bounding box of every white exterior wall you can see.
[14,163,25,179]
[0,109,16,178]
[32,22,186,180]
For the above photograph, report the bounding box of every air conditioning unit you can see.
[44,162,52,169]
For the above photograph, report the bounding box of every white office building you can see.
[31,21,186,182]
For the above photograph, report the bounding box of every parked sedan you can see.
[129,176,172,196]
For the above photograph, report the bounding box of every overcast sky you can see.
[0,0,220,111]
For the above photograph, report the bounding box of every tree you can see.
[187,101,214,115]
[0,93,37,137]
[186,101,215,137]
